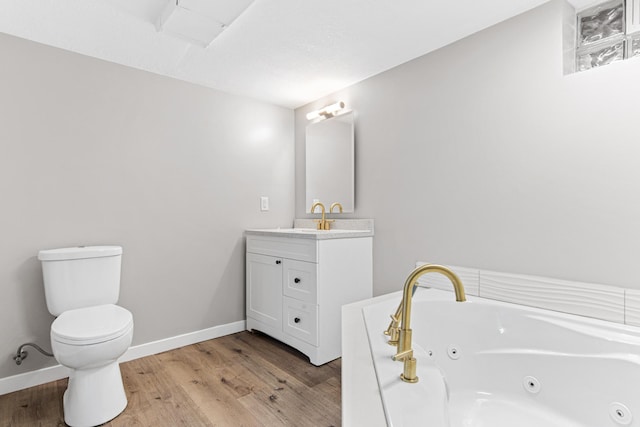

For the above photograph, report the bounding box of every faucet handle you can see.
[394,348,419,383]
[323,219,335,230]
[386,313,400,330]
[313,219,323,230]
[392,348,413,362]
[385,313,401,345]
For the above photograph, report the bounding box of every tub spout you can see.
[391,264,466,383]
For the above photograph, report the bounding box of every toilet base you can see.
[63,361,128,427]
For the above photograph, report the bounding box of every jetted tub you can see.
[361,288,640,427]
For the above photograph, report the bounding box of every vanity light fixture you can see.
[306,101,346,121]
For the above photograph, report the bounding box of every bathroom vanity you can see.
[245,220,373,365]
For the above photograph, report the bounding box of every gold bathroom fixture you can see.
[311,202,329,230]
[389,264,466,383]
[384,302,402,346]
[330,202,343,213]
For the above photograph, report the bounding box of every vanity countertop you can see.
[245,219,374,240]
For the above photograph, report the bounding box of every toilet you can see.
[38,246,134,427]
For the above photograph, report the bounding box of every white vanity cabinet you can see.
[245,230,373,365]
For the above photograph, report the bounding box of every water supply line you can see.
[13,342,54,365]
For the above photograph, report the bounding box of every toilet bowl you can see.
[38,246,134,427]
[51,304,133,427]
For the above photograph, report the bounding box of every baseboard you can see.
[0,364,70,397]
[0,320,246,396]
[120,320,246,363]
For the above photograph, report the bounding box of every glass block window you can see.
[576,0,627,71]
[578,0,625,45]
[578,39,626,70]
[629,33,640,57]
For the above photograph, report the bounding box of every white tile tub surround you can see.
[480,270,624,323]
[625,289,640,327]
[416,262,635,325]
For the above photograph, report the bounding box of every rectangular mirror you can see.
[305,111,354,213]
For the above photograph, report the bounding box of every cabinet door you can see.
[246,253,282,329]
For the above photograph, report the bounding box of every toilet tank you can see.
[38,246,123,316]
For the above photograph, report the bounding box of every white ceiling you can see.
[0,0,591,108]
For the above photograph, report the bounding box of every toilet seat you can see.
[52,304,133,346]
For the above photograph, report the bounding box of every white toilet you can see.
[38,246,134,427]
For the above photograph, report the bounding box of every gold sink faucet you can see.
[388,264,466,383]
[323,202,343,229]
[310,202,327,230]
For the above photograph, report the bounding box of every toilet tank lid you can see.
[38,246,122,261]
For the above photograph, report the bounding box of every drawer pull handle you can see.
[275,260,281,265]
[294,317,301,323]
[294,278,301,284]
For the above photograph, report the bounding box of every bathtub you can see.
[360,288,640,427]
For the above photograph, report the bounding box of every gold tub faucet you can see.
[388,264,466,383]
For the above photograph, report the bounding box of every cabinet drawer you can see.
[283,297,318,346]
[283,259,317,303]
[247,236,317,262]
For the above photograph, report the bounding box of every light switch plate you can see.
[260,196,269,211]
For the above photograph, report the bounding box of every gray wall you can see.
[296,0,640,295]
[0,33,294,379]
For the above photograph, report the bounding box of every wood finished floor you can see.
[0,331,341,427]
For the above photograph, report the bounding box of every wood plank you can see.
[229,331,341,388]
[217,334,341,426]
[238,385,339,427]
[0,378,66,427]
[154,345,263,426]
[107,356,212,427]
[0,331,342,427]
